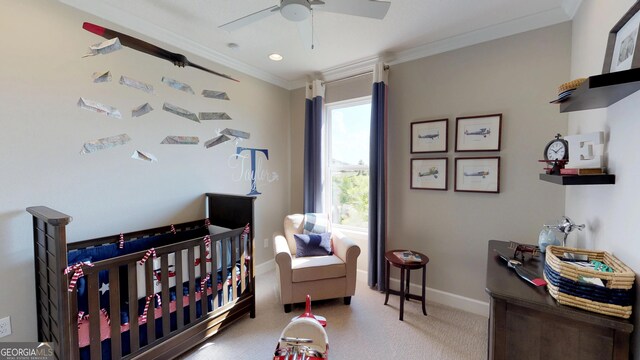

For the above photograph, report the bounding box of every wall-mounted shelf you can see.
[559,68,640,113]
[539,173,616,185]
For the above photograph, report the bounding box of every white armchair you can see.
[274,214,361,312]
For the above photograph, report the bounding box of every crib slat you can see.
[145,259,156,343]
[109,267,122,359]
[160,254,170,336]
[175,249,184,329]
[128,263,140,353]
[68,283,79,360]
[87,272,101,360]
[221,238,228,306]
[187,247,196,323]
[210,237,218,310]
[240,230,246,294]
[231,234,238,301]
[199,242,208,314]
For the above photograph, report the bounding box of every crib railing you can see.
[76,227,247,359]
[29,193,255,360]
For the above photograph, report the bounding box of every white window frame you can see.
[323,96,371,233]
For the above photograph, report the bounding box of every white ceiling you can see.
[59,0,581,89]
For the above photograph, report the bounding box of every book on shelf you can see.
[560,167,606,175]
[393,251,422,263]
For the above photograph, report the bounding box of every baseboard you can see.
[257,263,489,317]
[388,276,489,318]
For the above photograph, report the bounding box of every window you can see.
[324,97,371,230]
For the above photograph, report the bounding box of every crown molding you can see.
[310,4,575,87]
[58,0,292,89]
[388,5,573,66]
[61,0,579,91]
[561,0,583,19]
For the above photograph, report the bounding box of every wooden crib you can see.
[27,193,255,360]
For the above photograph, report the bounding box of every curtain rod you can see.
[310,64,389,88]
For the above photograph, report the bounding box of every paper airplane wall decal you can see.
[82,22,239,82]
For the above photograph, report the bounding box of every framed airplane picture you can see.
[411,158,448,190]
[454,157,500,193]
[455,114,502,151]
[411,119,448,153]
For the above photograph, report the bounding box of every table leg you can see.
[405,268,411,302]
[399,268,405,321]
[384,259,390,305]
[421,265,427,316]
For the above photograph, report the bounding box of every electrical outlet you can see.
[264,238,269,248]
[0,316,11,338]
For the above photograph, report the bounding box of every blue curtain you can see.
[303,80,325,213]
[368,63,388,291]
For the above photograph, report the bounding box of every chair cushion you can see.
[303,213,330,235]
[284,213,333,256]
[291,255,346,282]
[294,233,332,257]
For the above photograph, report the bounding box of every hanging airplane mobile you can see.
[82,22,239,82]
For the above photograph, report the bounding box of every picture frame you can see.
[410,158,448,190]
[455,114,502,152]
[454,157,500,193]
[602,2,640,73]
[411,119,448,153]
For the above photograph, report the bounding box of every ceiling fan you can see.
[219,0,391,49]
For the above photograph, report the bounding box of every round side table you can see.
[384,250,430,321]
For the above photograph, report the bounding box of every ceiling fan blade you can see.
[296,17,314,50]
[219,5,280,31]
[315,0,390,19]
[82,22,239,82]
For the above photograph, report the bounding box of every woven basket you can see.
[556,78,587,94]
[544,245,634,319]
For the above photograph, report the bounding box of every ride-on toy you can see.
[273,295,328,359]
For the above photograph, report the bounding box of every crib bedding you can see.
[67,225,238,312]
[68,222,246,358]
[77,278,244,359]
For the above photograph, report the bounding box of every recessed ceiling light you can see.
[269,53,283,61]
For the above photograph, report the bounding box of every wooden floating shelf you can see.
[559,68,640,113]
[539,173,616,185]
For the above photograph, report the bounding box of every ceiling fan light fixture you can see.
[280,0,311,22]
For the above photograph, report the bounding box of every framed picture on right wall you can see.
[602,1,640,73]
[455,114,502,151]
[454,157,500,193]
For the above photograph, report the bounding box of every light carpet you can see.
[181,270,487,359]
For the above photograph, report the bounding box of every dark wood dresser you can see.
[485,240,633,360]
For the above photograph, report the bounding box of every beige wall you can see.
[567,0,640,356]
[0,0,291,341]
[387,22,570,301]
